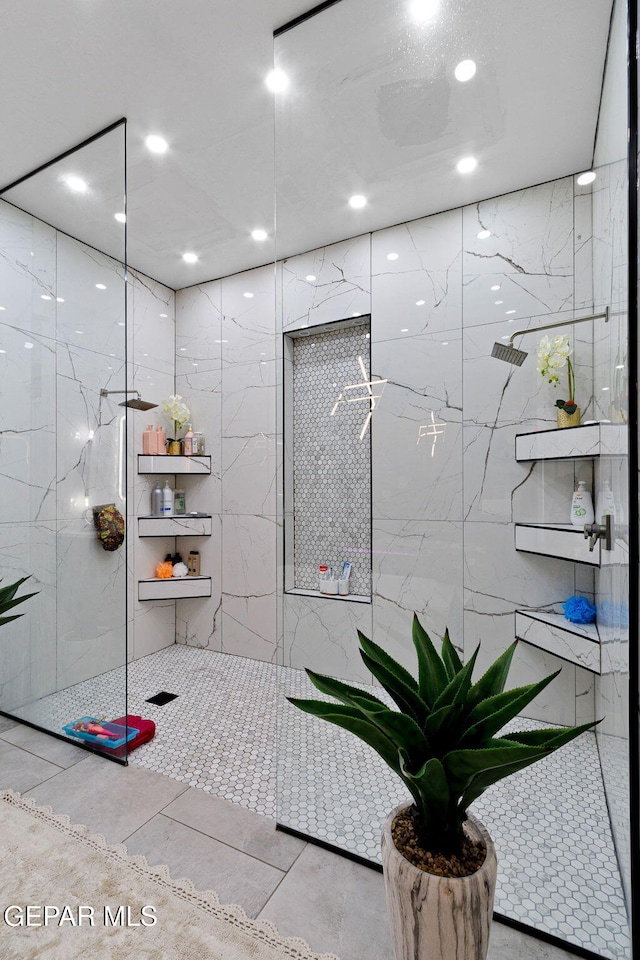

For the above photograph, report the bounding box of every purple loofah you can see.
[563,595,597,624]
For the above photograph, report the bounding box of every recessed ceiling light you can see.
[305,274,316,282]
[577,171,596,186]
[348,194,367,209]
[117,322,125,326]
[401,328,409,332]
[114,212,126,224]
[182,252,199,263]
[159,313,168,318]
[0,306,5,311]
[495,300,503,305]
[96,283,107,290]
[455,59,477,82]
[265,68,289,92]
[477,230,491,240]
[180,347,186,351]
[616,364,625,369]
[75,330,83,335]
[601,386,610,391]
[506,309,516,314]
[491,285,501,291]
[40,294,52,300]
[145,134,168,154]
[251,229,268,241]
[410,0,439,22]
[457,156,477,174]
[416,300,426,306]
[0,349,5,354]
[243,292,254,298]
[63,175,88,193]
[387,252,399,261]
[24,342,34,349]
[56,297,64,303]
[441,341,449,345]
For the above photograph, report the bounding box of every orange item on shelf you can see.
[155,561,173,579]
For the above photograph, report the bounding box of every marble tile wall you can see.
[175,265,278,663]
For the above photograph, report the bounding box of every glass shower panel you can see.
[274,1,632,956]
[0,122,129,757]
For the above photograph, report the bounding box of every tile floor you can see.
[4,645,631,958]
[0,713,586,960]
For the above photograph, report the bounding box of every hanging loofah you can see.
[563,595,596,624]
[155,561,174,579]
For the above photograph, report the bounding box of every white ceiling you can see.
[0,0,614,290]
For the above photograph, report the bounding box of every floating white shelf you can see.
[138,576,212,601]
[138,515,212,537]
[285,587,371,604]
[515,610,600,673]
[515,423,627,462]
[138,454,211,475]
[515,523,600,565]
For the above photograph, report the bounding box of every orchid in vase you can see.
[537,334,578,420]
[161,394,190,443]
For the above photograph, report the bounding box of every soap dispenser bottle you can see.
[183,424,194,456]
[143,424,157,455]
[570,480,594,527]
[150,480,163,517]
[595,480,616,521]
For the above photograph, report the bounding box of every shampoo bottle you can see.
[595,480,616,521]
[156,425,167,454]
[150,480,163,516]
[570,480,594,527]
[162,480,173,517]
[143,424,157,455]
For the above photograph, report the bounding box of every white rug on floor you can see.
[0,790,339,960]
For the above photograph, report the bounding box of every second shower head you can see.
[100,389,158,410]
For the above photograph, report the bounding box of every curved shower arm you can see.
[507,307,609,347]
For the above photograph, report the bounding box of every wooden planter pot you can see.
[381,804,497,960]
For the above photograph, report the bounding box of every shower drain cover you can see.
[145,691,178,706]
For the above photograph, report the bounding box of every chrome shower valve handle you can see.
[583,514,612,552]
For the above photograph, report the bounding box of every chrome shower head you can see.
[491,342,528,366]
[100,389,158,410]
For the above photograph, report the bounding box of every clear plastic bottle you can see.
[183,424,194,456]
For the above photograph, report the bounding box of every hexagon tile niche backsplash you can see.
[291,321,372,596]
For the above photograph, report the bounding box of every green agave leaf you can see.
[357,630,419,693]
[444,741,550,796]
[400,755,450,824]
[354,701,432,760]
[458,745,555,809]
[0,614,25,627]
[305,669,388,711]
[432,646,479,711]
[441,627,463,680]
[467,641,517,708]
[360,649,429,725]
[0,576,30,608]
[412,614,448,707]
[0,590,39,618]
[424,702,465,749]
[287,698,402,775]
[463,671,561,743]
[501,719,600,749]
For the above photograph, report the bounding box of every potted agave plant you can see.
[289,615,596,960]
